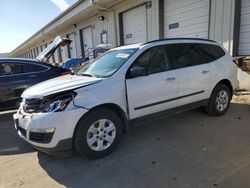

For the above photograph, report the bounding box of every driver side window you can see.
[131,45,171,75]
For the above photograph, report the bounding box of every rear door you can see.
[126,45,178,119]
[166,43,212,106]
[0,62,29,107]
[0,62,50,107]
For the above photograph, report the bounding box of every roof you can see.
[112,38,218,50]
[113,43,143,50]
[0,58,39,63]
[143,38,217,45]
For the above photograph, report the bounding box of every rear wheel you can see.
[74,109,122,159]
[205,84,231,116]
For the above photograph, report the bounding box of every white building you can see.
[8,0,250,89]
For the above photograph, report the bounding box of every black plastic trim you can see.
[31,138,72,156]
[134,90,205,110]
[131,99,209,123]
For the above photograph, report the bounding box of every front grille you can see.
[17,125,27,138]
[23,99,42,113]
[29,132,54,143]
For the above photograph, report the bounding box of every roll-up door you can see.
[239,0,250,55]
[122,5,147,45]
[164,0,210,39]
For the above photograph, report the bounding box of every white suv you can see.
[13,38,239,158]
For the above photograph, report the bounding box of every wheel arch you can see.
[74,103,129,138]
[215,79,233,98]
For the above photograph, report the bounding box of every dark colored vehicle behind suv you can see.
[0,58,70,111]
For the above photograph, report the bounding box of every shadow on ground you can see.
[36,103,250,188]
[0,111,34,155]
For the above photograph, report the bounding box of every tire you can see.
[74,108,122,159]
[205,84,232,116]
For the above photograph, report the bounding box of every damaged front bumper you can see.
[13,107,88,156]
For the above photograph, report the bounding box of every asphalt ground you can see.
[0,94,250,188]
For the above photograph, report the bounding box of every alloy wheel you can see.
[86,119,116,151]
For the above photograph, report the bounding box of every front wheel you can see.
[205,84,232,116]
[74,109,122,159]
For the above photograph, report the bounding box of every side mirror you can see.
[129,66,148,78]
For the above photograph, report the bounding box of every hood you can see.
[22,75,102,99]
[36,36,71,62]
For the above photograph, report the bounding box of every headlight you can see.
[41,94,74,113]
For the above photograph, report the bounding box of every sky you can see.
[0,0,77,53]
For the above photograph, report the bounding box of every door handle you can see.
[166,77,176,81]
[202,70,210,74]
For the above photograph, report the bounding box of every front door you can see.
[81,27,94,59]
[68,33,77,58]
[60,45,68,63]
[126,45,178,119]
[0,62,31,108]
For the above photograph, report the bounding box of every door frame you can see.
[79,26,94,57]
[66,32,77,58]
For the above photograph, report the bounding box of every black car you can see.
[0,58,70,111]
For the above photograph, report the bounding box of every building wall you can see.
[75,10,116,56]
[18,0,160,62]
[19,0,239,60]
[10,0,241,58]
[112,0,159,45]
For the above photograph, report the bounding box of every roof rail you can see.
[142,38,217,45]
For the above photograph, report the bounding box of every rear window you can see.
[0,63,25,75]
[196,44,226,62]
[0,62,48,76]
[24,64,48,72]
[165,43,226,69]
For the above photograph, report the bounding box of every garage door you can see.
[239,0,250,56]
[122,5,147,45]
[81,27,94,59]
[164,0,210,38]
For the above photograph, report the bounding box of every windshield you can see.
[77,48,138,78]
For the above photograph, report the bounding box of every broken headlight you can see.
[41,93,75,113]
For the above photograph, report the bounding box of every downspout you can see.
[90,0,118,47]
